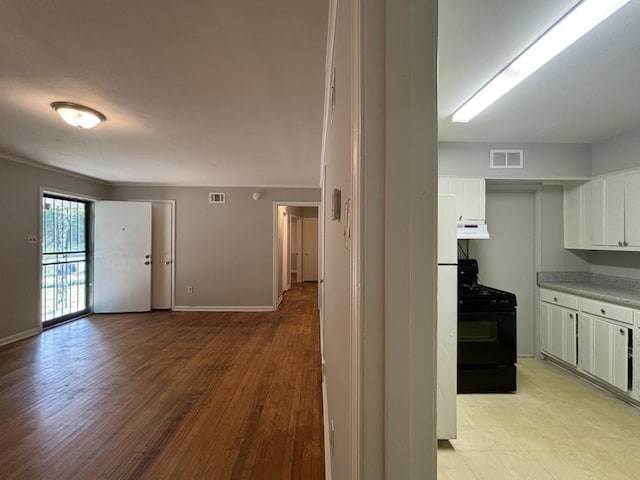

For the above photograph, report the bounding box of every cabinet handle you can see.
[601,308,606,315]
[569,314,574,319]
[624,241,629,246]
[620,329,626,335]
[554,297,558,302]
[618,241,623,246]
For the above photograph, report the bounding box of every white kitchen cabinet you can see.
[589,171,640,249]
[580,312,630,392]
[624,172,640,247]
[438,177,485,224]
[591,174,625,247]
[563,182,589,249]
[540,300,577,366]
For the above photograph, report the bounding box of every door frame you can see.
[271,201,321,310]
[38,187,100,333]
[131,199,177,310]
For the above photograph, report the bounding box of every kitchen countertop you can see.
[537,272,640,309]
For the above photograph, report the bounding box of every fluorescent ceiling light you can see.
[452,0,632,123]
[51,102,107,129]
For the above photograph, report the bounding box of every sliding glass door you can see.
[41,194,90,327]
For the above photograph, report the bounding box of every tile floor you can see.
[438,358,640,480]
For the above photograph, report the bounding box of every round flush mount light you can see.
[50,102,107,129]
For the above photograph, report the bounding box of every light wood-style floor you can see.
[0,283,324,480]
[439,357,640,480]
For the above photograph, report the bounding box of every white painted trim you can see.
[319,0,339,187]
[322,375,333,480]
[276,294,284,308]
[272,201,321,310]
[2,152,109,184]
[173,305,275,312]
[349,0,362,476]
[0,328,40,347]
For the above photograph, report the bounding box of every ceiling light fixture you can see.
[451,0,632,123]
[50,102,107,129]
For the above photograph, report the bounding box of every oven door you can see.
[457,310,516,365]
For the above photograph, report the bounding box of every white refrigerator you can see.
[437,194,458,439]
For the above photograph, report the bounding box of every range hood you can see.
[457,223,490,239]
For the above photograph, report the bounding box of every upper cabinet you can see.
[564,168,640,251]
[591,172,640,248]
[438,177,486,225]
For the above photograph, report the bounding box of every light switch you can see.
[27,235,38,244]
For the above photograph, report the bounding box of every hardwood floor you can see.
[0,283,324,480]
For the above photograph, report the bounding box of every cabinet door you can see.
[540,302,550,354]
[549,304,565,359]
[461,178,486,223]
[611,325,629,391]
[562,310,577,366]
[625,172,640,247]
[578,314,594,372]
[591,175,625,246]
[592,316,613,382]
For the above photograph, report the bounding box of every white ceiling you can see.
[0,1,328,185]
[439,0,640,144]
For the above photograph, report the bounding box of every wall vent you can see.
[490,149,523,169]
[209,192,226,204]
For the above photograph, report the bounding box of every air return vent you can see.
[490,149,523,169]
[209,192,226,204]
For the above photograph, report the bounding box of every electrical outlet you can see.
[187,286,193,294]
[27,235,37,244]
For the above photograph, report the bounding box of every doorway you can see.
[273,202,321,309]
[41,194,91,328]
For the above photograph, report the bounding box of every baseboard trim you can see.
[0,327,40,347]
[322,372,332,480]
[173,305,275,312]
[276,294,284,308]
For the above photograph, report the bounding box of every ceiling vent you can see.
[490,149,523,169]
[209,192,226,204]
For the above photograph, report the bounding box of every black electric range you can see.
[457,260,518,393]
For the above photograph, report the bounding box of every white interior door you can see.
[94,201,152,313]
[152,202,173,309]
[295,218,303,282]
[303,216,319,281]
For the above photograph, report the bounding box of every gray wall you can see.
[468,186,590,357]
[588,251,640,280]
[592,127,640,176]
[439,142,592,178]
[0,157,109,343]
[110,186,319,308]
[470,191,536,356]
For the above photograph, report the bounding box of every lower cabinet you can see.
[579,314,630,392]
[540,302,577,366]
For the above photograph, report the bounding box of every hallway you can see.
[0,282,324,480]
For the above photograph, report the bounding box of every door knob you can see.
[165,261,171,265]
[144,261,151,265]
[145,254,151,259]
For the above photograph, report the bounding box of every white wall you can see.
[0,157,110,343]
[592,127,640,176]
[110,185,320,308]
[439,142,591,179]
[321,0,353,476]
